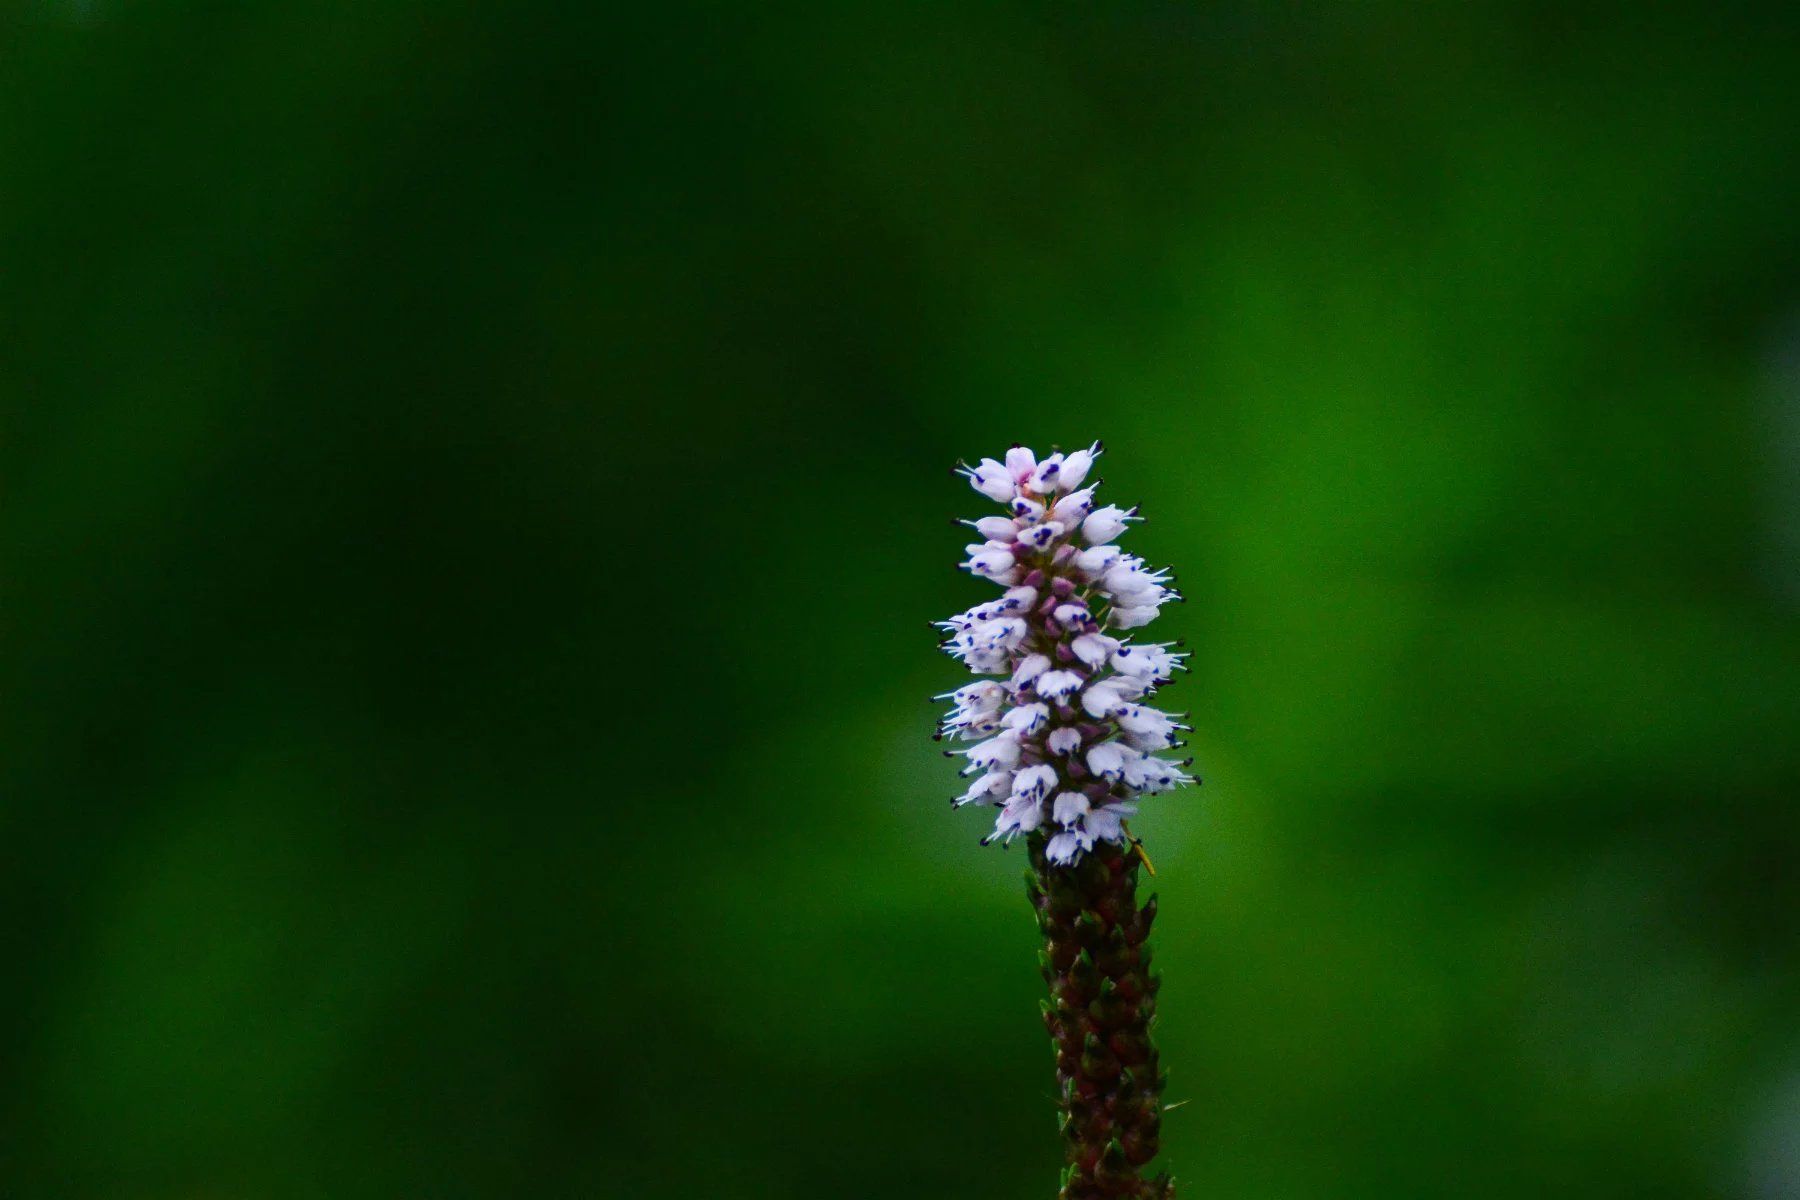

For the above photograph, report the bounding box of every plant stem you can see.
[1029,836,1173,1199]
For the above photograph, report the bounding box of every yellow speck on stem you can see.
[1124,823,1156,875]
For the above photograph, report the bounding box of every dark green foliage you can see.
[1031,839,1174,1200]
[4,5,1799,1198]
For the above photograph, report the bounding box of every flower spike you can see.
[936,441,1193,1200]
[941,441,1194,864]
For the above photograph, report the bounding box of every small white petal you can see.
[1000,585,1040,610]
[1012,654,1051,687]
[1072,545,1122,577]
[1110,605,1160,629]
[1050,485,1097,524]
[1122,727,1178,753]
[961,458,1016,503]
[972,515,1019,540]
[936,680,1005,709]
[943,710,1002,739]
[1112,704,1174,737]
[1008,495,1046,522]
[963,549,1016,578]
[1082,505,1137,545]
[953,770,1012,807]
[1106,674,1152,700]
[1027,453,1065,493]
[1082,802,1136,844]
[1081,682,1125,719]
[1125,755,1192,793]
[989,793,1045,844]
[1102,563,1163,595]
[1070,633,1119,667]
[1052,791,1090,827]
[1011,764,1058,801]
[966,732,1022,770]
[1035,669,1084,699]
[1004,446,1037,480]
[1046,727,1084,756]
[1001,703,1050,735]
[1058,442,1100,490]
[973,617,1028,651]
[1112,643,1181,678]
[1086,742,1135,781]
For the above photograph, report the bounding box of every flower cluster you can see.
[937,443,1196,866]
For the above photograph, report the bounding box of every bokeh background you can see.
[5,3,1799,1197]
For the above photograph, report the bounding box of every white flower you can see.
[1035,669,1084,700]
[939,441,1196,865]
[966,515,1019,541]
[1072,545,1123,577]
[1104,673,1152,700]
[1044,829,1089,865]
[963,548,1017,580]
[953,770,1012,807]
[962,732,1021,772]
[958,591,1030,625]
[990,585,1038,616]
[943,631,1010,672]
[1082,801,1136,844]
[1009,495,1046,522]
[1050,485,1098,524]
[1027,453,1065,493]
[1053,603,1095,630]
[1002,703,1050,735]
[974,617,1028,651]
[935,680,1005,710]
[941,708,1002,739]
[1052,791,1090,827]
[1011,764,1058,802]
[959,458,1016,503]
[1070,632,1118,667]
[1059,442,1101,490]
[1082,505,1139,545]
[1080,681,1126,719]
[1004,445,1037,481]
[1086,742,1135,781]
[1109,581,1174,613]
[1111,605,1161,630]
[1112,642,1183,679]
[1124,756,1193,793]
[1113,703,1179,740]
[1102,562,1169,600]
[944,620,1019,671]
[987,793,1044,845]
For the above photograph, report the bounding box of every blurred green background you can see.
[4,3,1799,1197]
